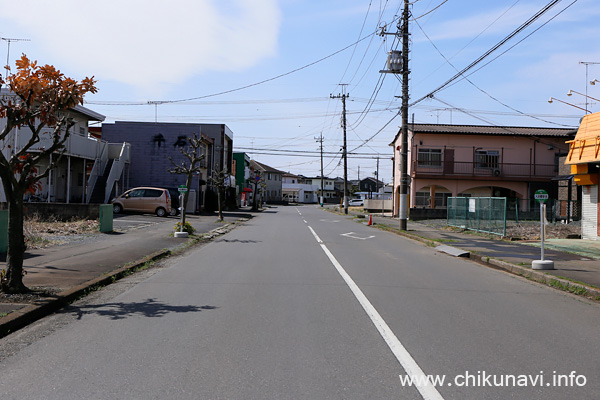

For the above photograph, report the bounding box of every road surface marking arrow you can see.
[341,232,375,240]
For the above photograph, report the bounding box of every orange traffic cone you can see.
[368,214,372,226]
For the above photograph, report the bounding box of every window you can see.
[417,148,442,167]
[144,189,164,197]
[475,150,499,169]
[268,173,272,180]
[128,189,145,198]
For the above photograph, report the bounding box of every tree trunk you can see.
[217,188,223,221]
[2,190,28,293]
[182,174,194,226]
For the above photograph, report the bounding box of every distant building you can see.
[282,173,318,203]
[101,121,233,212]
[250,160,284,202]
[233,152,252,206]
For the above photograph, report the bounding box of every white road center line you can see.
[307,225,444,400]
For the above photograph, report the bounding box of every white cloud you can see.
[0,0,281,95]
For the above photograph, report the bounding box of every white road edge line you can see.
[307,225,444,400]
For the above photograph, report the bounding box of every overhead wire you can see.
[409,0,566,108]
[445,0,579,89]
[413,16,575,127]
[412,0,521,89]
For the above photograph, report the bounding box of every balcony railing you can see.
[413,161,557,180]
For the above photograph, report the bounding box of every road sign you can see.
[178,185,188,193]
[255,175,261,182]
[534,189,548,203]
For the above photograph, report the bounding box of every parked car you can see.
[111,187,171,217]
[348,198,364,206]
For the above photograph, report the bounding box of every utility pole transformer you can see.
[331,87,349,215]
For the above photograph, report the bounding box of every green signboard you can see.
[534,189,548,204]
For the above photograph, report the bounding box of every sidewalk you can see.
[362,211,600,295]
[0,211,252,336]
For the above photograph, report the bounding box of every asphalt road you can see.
[0,205,599,399]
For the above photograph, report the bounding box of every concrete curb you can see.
[0,249,170,338]
[470,253,600,300]
[0,222,239,338]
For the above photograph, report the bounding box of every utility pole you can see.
[399,0,410,230]
[315,133,324,206]
[580,61,600,113]
[331,85,349,215]
[1,37,30,78]
[380,0,410,229]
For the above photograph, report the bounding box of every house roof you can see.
[1,89,105,122]
[360,177,383,185]
[565,112,600,165]
[250,160,285,174]
[389,123,577,144]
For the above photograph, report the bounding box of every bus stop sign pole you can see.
[532,190,554,270]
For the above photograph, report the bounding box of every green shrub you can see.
[174,221,196,235]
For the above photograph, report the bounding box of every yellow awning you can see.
[565,112,600,165]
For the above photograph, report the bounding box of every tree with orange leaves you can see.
[0,55,96,293]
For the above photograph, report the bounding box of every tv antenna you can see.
[1,37,31,78]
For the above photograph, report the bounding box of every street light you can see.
[548,97,589,113]
[591,79,600,85]
[567,89,600,103]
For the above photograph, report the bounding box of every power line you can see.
[409,0,566,108]
[413,17,575,128]
[147,30,389,104]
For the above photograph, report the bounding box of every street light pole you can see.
[548,97,589,113]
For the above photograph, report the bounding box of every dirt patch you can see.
[24,217,100,249]
[506,223,581,241]
[420,219,581,241]
[0,286,61,305]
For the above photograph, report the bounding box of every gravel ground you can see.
[418,219,581,240]
[24,218,101,250]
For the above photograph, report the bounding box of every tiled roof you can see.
[390,123,577,144]
[250,160,285,174]
[410,123,576,137]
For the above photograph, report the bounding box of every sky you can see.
[1,0,599,184]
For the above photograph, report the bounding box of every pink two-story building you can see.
[390,123,576,217]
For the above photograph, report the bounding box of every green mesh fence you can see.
[447,197,507,236]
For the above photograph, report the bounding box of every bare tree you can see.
[168,132,205,226]
[208,169,228,222]
[0,55,96,293]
